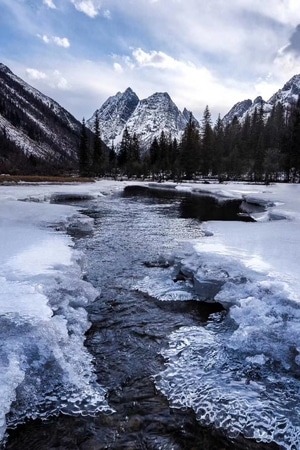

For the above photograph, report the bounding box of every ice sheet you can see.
[0,182,130,442]
[1,179,300,448]
[142,181,300,448]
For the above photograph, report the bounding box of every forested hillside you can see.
[81,99,300,183]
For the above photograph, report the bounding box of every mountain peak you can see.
[87,87,139,143]
[282,74,300,91]
[223,74,300,125]
[222,99,252,125]
[267,74,300,108]
[0,64,84,173]
[0,63,13,75]
[253,96,264,105]
[124,87,135,95]
[88,89,198,150]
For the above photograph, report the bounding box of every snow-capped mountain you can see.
[223,74,300,125]
[222,99,253,125]
[87,87,139,145]
[87,88,199,150]
[0,63,87,173]
[268,74,300,107]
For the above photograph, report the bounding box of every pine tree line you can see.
[79,98,300,183]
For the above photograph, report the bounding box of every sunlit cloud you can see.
[26,68,47,80]
[25,68,69,91]
[4,0,300,122]
[43,0,57,9]
[37,34,70,48]
[112,47,259,119]
[113,63,123,73]
[53,37,71,48]
[131,48,179,69]
[70,0,102,18]
[52,70,69,89]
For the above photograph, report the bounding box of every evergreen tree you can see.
[159,131,169,179]
[169,137,181,180]
[284,98,300,182]
[92,110,102,176]
[118,127,131,171]
[201,106,214,176]
[249,102,265,180]
[180,114,200,179]
[222,116,242,178]
[127,132,141,178]
[263,148,282,183]
[149,136,160,180]
[212,114,224,177]
[240,113,252,175]
[79,118,89,176]
[108,145,117,178]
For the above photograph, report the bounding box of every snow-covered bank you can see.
[0,180,132,443]
[148,181,300,293]
[138,182,300,448]
[1,179,300,448]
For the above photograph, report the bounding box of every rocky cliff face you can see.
[87,88,199,151]
[87,87,139,146]
[222,74,300,125]
[0,63,85,173]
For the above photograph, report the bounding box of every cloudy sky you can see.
[1,0,300,123]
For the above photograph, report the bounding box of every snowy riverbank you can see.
[1,180,300,448]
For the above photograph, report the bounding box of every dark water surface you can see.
[4,188,278,450]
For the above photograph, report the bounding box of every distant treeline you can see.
[80,98,300,183]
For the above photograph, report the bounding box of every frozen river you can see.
[1,181,300,449]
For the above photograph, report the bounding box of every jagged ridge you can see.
[87,88,199,151]
[0,63,87,173]
[222,74,300,125]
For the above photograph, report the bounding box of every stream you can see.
[4,186,280,450]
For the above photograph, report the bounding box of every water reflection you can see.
[123,185,254,222]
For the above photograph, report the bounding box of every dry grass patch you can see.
[0,175,95,184]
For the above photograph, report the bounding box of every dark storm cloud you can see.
[284,24,300,55]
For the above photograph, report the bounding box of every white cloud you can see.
[40,34,50,44]
[70,0,102,18]
[52,70,69,89]
[7,0,300,123]
[53,37,71,48]
[132,48,179,69]
[103,9,111,19]
[111,47,258,120]
[113,63,123,73]
[26,68,47,80]
[272,50,300,82]
[37,34,70,48]
[43,0,57,9]
[25,67,69,92]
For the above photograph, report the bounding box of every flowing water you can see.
[3,187,280,449]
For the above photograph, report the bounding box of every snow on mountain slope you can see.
[268,74,300,108]
[125,92,194,149]
[222,74,300,125]
[87,88,199,150]
[87,87,139,146]
[0,63,84,170]
[0,114,54,159]
[0,64,78,132]
[222,99,253,125]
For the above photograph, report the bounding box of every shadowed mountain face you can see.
[87,88,199,152]
[0,64,89,174]
[222,74,300,125]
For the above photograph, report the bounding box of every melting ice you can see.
[1,180,300,449]
[0,183,119,443]
[137,182,300,449]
